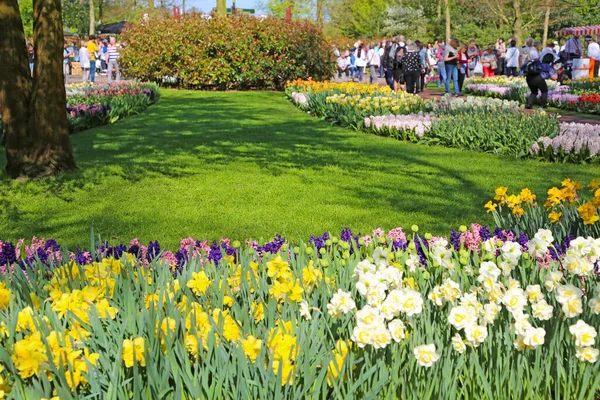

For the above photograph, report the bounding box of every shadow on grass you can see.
[1,89,598,245]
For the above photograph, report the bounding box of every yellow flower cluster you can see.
[326,92,424,113]
[486,178,600,226]
[286,78,392,97]
[1,249,336,394]
[486,186,536,217]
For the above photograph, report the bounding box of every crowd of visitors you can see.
[333,34,600,99]
[26,35,123,84]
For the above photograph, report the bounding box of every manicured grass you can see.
[1,89,598,249]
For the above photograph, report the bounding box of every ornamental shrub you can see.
[119,15,335,90]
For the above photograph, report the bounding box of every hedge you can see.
[119,15,335,90]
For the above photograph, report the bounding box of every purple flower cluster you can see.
[531,122,600,160]
[465,84,512,96]
[66,103,109,118]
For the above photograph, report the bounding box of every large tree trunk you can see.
[0,0,34,171]
[98,0,104,21]
[0,0,77,178]
[444,0,450,41]
[28,0,76,177]
[542,0,551,47]
[512,0,522,46]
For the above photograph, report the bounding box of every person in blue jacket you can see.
[523,54,559,110]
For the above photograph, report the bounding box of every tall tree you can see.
[384,2,426,38]
[89,0,95,34]
[444,0,450,40]
[0,0,77,178]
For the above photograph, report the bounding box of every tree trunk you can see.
[148,0,154,12]
[437,0,441,20]
[444,0,450,41]
[216,0,225,17]
[89,0,95,35]
[512,0,522,46]
[28,0,76,177]
[0,0,34,172]
[542,0,551,47]
[98,0,103,22]
[316,0,323,27]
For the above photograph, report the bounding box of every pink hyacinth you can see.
[361,235,372,247]
[387,227,406,242]
[161,250,177,266]
[372,228,385,238]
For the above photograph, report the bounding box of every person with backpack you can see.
[523,54,559,110]
[383,39,398,90]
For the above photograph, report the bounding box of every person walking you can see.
[467,40,480,75]
[564,35,582,59]
[107,37,121,83]
[367,42,381,84]
[505,39,519,77]
[87,35,98,83]
[404,42,422,94]
[383,39,398,90]
[378,42,385,78]
[79,39,90,82]
[393,46,406,92]
[63,40,73,84]
[457,44,469,94]
[585,35,600,78]
[354,43,367,82]
[495,37,506,75]
[444,38,460,95]
[524,58,559,110]
[435,39,446,87]
[417,41,428,92]
[481,44,497,77]
[427,42,437,76]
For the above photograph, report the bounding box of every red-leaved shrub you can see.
[120,15,335,90]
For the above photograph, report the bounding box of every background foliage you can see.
[119,15,335,90]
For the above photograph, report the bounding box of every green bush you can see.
[120,16,335,90]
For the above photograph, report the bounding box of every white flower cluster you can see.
[564,236,600,276]
[330,248,423,350]
[569,320,599,363]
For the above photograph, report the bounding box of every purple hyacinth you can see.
[44,239,60,252]
[0,241,17,268]
[75,248,90,264]
[257,234,286,254]
[128,244,141,258]
[479,225,492,241]
[516,232,529,251]
[413,235,429,266]
[391,240,408,252]
[493,227,504,239]
[310,232,330,252]
[340,227,353,243]
[173,248,188,276]
[146,241,160,262]
[449,230,461,251]
[208,241,223,265]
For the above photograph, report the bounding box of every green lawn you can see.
[1,89,598,249]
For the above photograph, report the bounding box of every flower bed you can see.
[286,80,426,129]
[288,79,600,163]
[0,82,160,136]
[0,220,598,398]
[486,178,600,243]
[531,123,600,163]
[464,76,600,114]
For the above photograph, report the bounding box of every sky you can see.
[184,0,265,14]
